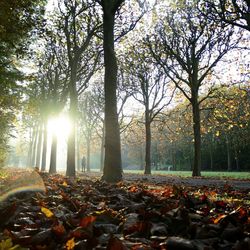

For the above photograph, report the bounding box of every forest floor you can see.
[0,169,249,249]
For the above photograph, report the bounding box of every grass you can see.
[122,169,250,179]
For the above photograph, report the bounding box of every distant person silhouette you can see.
[81,156,86,172]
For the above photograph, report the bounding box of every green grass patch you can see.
[123,170,250,179]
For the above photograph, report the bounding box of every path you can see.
[78,171,250,190]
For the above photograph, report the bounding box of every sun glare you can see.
[47,115,72,139]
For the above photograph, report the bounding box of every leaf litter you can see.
[0,171,249,250]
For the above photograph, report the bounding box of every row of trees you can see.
[1,0,250,181]
[0,0,46,165]
[121,86,250,172]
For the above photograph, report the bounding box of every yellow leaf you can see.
[41,207,54,218]
[66,237,75,250]
[216,131,220,137]
[0,238,13,250]
[62,181,68,187]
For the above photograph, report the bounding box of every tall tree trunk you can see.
[155,141,159,170]
[27,127,35,167]
[100,125,105,172]
[41,122,47,171]
[49,134,57,174]
[226,135,232,171]
[101,6,122,182]
[86,137,91,172]
[234,145,240,171]
[31,126,38,168]
[76,129,81,172]
[171,144,176,171]
[140,144,144,170]
[35,125,42,169]
[66,64,77,177]
[144,110,151,174]
[209,139,213,171]
[191,98,201,176]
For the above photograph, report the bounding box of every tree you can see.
[48,0,101,177]
[0,0,45,165]
[79,92,100,172]
[97,0,148,182]
[88,80,105,171]
[203,0,250,31]
[204,87,250,171]
[123,43,173,174]
[147,0,238,176]
[96,0,124,182]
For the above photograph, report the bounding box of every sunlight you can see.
[47,114,72,140]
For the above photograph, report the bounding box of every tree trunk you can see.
[66,64,78,177]
[140,144,144,170]
[76,129,81,172]
[144,110,151,174]
[191,98,201,176]
[234,145,240,171]
[49,134,57,174]
[100,124,105,172]
[171,144,176,171]
[86,137,91,172]
[155,141,159,170]
[209,140,213,171]
[41,122,47,172]
[35,125,42,169]
[226,135,232,171]
[101,6,122,182]
[27,127,35,167]
[31,126,38,168]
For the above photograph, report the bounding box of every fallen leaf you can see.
[80,215,96,228]
[62,181,68,187]
[0,238,13,250]
[213,214,227,224]
[41,207,54,218]
[106,236,126,250]
[66,237,75,250]
[52,224,65,236]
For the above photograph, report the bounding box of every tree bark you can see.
[86,137,91,172]
[41,122,47,171]
[226,135,232,171]
[140,144,144,170]
[144,109,151,174]
[27,127,35,167]
[191,97,201,176]
[234,145,240,171]
[35,125,42,169]
[76,130,81,172]
[49,134,57,174]
[171,144,176,171]
[31,126,38,168]
[100,125,105,172]
[101,4,122,182]
[209,138,213,171]
[66,63,78,177]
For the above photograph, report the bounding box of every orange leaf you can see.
[41,207,54,218]
[107,236,126,250]
[129,186,138,192]
[52,224,65,236]
[66,237,75,250]
[213,214,226,224]
[80,216,96,228]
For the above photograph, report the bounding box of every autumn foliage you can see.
[0,171,249,249]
